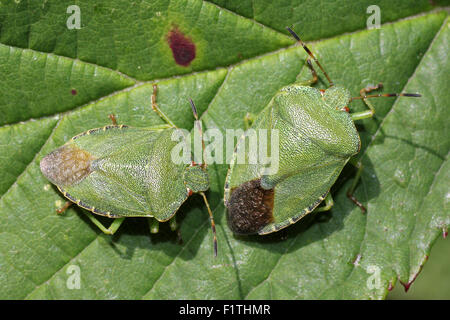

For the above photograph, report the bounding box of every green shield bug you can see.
[40,85,218,256]
[224,27,421,235]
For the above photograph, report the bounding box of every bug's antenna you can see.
[189,98,206,168]
[348,83,421,121]
[189,97,199,119]
[351,93,421,100]
[286,26,334,87]
[200,191,218,257]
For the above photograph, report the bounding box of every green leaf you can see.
[0,44,135,125]
[0,0,448,299]
[209,0,436,40]
[0,0,291,80]
[389,237,450,299]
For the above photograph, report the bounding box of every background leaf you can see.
[0,0,448,299]
[389,236,450,299]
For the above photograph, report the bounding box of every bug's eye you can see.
[341,106,350,112]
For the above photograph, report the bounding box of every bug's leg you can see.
[85,213,125,235]
[346,159,367,213]
[200,192,218,257]
[176,229,183,245]
[106,217,126,234]
[56,201,72,215]
[349,83,383,121]
[244,112,256,130]
[315,193,334,212]
[148,218,160,234]
[169,216,178,231]
[109,114,118,125]
[151,84,177,128]
[297,59,318,87]
[168,216,183,243]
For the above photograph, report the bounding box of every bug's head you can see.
[183,164,209,193]
[323,86,351,111]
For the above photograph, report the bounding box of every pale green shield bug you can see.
[224,27,421,235]
[40,85,218,256]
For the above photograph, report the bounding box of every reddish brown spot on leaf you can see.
[167,27,196,67]
[71,89,77,95]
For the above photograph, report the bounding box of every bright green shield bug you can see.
[224,27,421,235]
[40,85,218,256]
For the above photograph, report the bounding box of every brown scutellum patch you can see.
[226,179,274,235]
[40,144,95,187]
